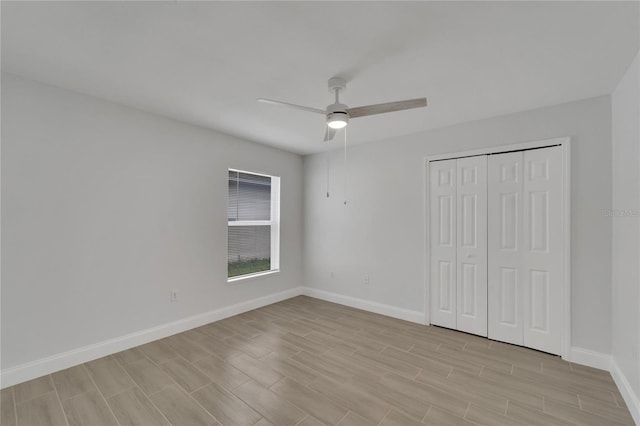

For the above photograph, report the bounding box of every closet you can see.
[429,144,565,355]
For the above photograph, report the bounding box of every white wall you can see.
[1,73,303,370]
[611,51,640,411]
[304,96,612,354]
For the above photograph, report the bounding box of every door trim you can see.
[424,137,571,360]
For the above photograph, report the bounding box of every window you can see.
[227,169,280,280]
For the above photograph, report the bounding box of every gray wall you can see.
[611,51,640,404]
[304,95,612,354]
[1,73,304,369]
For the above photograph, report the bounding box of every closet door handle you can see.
[466,253,474,258]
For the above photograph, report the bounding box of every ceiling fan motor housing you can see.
[327,103,349,114]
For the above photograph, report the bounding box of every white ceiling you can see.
[2,1,638,155]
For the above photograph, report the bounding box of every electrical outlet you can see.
[330,271,335,279]
[170,290,178,302]
[363,274,370,285]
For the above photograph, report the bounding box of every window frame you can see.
[227,168,280,282]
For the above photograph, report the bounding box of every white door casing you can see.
[456,156,488,337]
[488,152,525,345]
[429,159,457,329]
[523,146,563,355]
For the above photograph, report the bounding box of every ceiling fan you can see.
[257,77,427,142]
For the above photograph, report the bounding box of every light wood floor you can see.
[1,296,634,426]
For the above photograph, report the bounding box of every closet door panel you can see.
[523,146,563,355]
[488,152,524,345]
[430,160,457,329]
[456,156,487,337]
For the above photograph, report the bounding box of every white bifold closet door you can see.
[488,152,525,344]
[429,159,457,329]
[488,146,563,355]
[430,156,487,336]
[456,156,488,336]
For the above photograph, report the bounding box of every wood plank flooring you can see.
[1,296,634,425]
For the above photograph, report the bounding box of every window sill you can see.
[227,269,279,284]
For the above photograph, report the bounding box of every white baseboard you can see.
[568,347,639,425]
[2,286,422,388]
[301,287,425,325]
[569,347,612,371]
[1,286,304,388]
[610,357,640,425]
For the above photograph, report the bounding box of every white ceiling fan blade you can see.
[347,97,427,118]
[324,126,337,142]
[257,98,325,114]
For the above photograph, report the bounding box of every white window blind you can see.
[228,169,280,280]
[228,172,271,222]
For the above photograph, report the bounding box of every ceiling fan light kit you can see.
[327,112,349,129]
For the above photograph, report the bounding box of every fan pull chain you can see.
[343,127,347,206]
[326,136,330,198]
